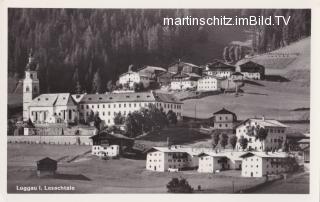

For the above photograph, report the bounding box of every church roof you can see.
[30,93,76,107]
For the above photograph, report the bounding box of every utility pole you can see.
[232,180,235,193]
[194,104,197,122]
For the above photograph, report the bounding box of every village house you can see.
[198,152,229,173]
[170,72,200,90]
[197,75,222,92]
[157,71,175,87]
[145,146,212,172]
[204,60,235,79]
[235,117,288,152]
[211,108,237,130]
[78,91,182,126]
[239,61,265,80]
[230,72,244,81]
[167,60,202,75]
[198,151,244,173]
[240,152,290,177]
[90,131,134,157]
[137,65,166,80]
[118,65,145,88]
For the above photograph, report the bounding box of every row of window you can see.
[238,127,285,134]
[81,102,181,110]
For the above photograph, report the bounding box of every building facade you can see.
[167,60,202,75]
[239,61,265,80]
[198,151,243,173]
[28,93,78,124]
[240,152,289,177]
[119,71,142,88]
[235,118,288,151]
[146,146,212,172]
[197,76,222,92]
[204,60,235,79]
[170,72,200,90]
[90,132,134,157]
[211,108,237,130]
[79,91,182,126]
[198,153,228,173]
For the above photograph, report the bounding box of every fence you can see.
[7,135,92,145]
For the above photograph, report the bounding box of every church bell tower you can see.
[23,49,40,121]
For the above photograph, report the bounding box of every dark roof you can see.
[79,91,182,104]
[213,108,236,116]
[232,72,244,76]
[168,60,199,69]
[239,61,265,73]
[37,157,57,164]
[31,93,77,107]
[207,60,235,71]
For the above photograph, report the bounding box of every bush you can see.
[166,177,193,193]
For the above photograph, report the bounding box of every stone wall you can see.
[7,135,92,145]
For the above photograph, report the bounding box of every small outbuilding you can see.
[36,157,57,177]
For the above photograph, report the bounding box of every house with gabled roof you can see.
[197,75,223,92]
[170,72,201,90]
[211,108,237,130]
[28,93,78,124]
[235,117,288,152]
[240,151,290,177]
[204,60,235,79]
[167,60,202,75]
[90,130,134,157]
[239,61,265,80]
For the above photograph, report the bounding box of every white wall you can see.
[92,145,120,157]
[197,77,220,92]
[236,122,286,151]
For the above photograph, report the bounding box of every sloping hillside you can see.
[237,37,310,86]
[184,38,310,121]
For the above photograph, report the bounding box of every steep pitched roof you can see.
[213,108,236,116]
[239,61,265,73]
[30,93,76,107]
[207,60,235,71]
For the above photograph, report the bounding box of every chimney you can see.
[262,116,265,121]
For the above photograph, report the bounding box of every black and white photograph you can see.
[5,7,313,195]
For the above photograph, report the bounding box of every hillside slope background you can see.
[183,37,310,121]
[8,9,310,94]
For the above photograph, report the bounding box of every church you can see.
[22,51,183,127]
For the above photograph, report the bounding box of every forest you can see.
[8,9,311,94]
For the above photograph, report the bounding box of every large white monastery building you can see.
[78,91,182,126]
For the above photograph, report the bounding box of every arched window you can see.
[26,86,30,92]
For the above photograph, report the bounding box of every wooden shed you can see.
[36,157,57,177]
